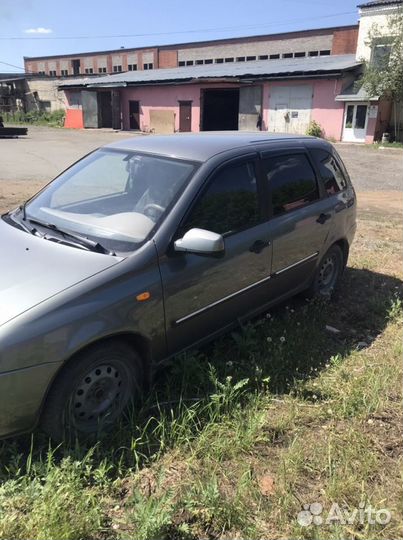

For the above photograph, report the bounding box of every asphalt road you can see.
[0,127,401,208]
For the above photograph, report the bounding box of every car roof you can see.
[104,132,324,162]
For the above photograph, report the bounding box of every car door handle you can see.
[249,239,271,253]
[316,213,331,225]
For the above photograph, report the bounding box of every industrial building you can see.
[24,25,358,77]
[18,0,403,142]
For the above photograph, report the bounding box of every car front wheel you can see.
[41,341,142,441]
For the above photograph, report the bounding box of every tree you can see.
[359,8,403,140]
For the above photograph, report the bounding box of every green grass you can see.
[0,220,402,539]
[2,110,65,128]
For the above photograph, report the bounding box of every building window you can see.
[196,59,204,65]
[294,52,306,58]
[113,65,122,72]
[204,59,213,64]
[371,41,392,68]
[246,55,256,61]
[61,69,68,76]
[38,71,46,75]
[98,67,107,73]
[225,57,234,62]
[178,61,186,66]
[319,50,331,56]
[186,60,194,66]
[269,54,280,59]
[236,56,246,62]
[143,63,153,70]
[309,51,319,57]
[49,70,57,76]
[259,55,268,60]
[72,59,80,75]
[215,58,224,63]
[282,53,293,59]
[39,100,52,112]
[84,68,94,74]
[128,64,137,71]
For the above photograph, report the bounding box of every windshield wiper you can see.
[27,217,115,255]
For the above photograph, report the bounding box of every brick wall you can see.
[158,49,178,68]
[331,27,359,55]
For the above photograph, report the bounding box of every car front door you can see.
[158,156,273,354]
[261,149,334,297]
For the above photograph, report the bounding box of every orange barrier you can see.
[64,109,84,129]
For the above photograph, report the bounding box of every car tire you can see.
[40,341,143,442]
[306,244,345,299]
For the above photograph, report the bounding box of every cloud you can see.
[24,27,53,34]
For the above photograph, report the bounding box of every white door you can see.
[342,103,368,142]
[268,85,313,134]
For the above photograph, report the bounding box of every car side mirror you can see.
[174,228,224,254]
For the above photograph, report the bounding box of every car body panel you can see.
[160,221,273,353]
[0,218,121,328]
[0,361,61,438]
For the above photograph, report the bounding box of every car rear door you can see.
[260,147,335,297]
[158,155,273,354]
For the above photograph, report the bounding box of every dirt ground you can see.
[0,126,402,217]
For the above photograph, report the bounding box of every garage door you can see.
[268,85,313,134]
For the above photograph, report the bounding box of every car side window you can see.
[184,161,260,235]
[311,148,348,195]
[262,154,319,216]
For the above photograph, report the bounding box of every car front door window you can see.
[184,161,260,236]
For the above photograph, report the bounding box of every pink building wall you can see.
[121,83,242,132]
[121,86,201,132]
[261,79,345,140]
[120,79,346,139]
[311,79,345,141]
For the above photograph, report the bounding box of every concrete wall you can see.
[356,3,402,61]
[26,78,68,112]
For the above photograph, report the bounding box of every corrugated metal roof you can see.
[60,54,360,89]
[358,0,402,8]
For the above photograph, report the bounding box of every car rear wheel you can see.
[41,341,142,441]
[307,244,344,298]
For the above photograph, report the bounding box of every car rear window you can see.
[262,154,319,216]
[311,148,348,195]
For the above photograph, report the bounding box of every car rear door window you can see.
[185,161,260,235]
[311,148,348,195]
[262,154,319,216]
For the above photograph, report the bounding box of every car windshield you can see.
[24,149,196,253]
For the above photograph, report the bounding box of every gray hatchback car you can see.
[0,133,356,440]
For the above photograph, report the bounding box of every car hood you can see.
[0,218,122,327]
